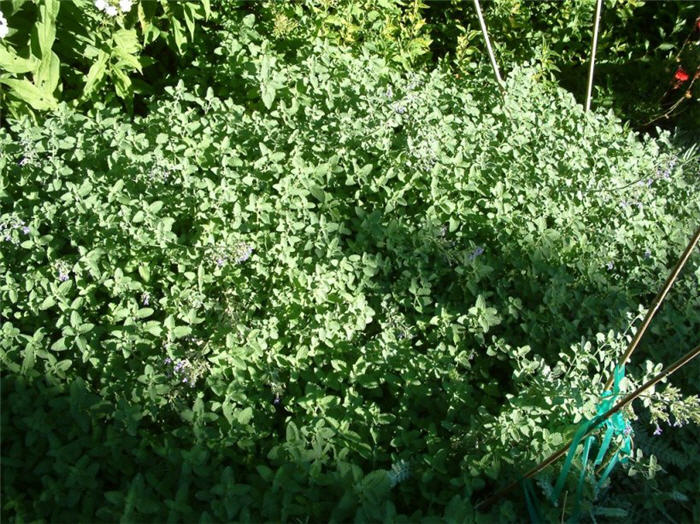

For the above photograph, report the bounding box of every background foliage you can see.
[1,1,699,522]
[0,0,210,119]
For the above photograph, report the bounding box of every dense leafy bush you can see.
[2,12,699,519]
[235,0,433,69]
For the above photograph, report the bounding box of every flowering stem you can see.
[476,343,700,511]
[603,225,700,391]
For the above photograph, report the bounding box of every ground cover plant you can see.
[2,3,700,524]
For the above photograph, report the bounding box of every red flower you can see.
[674,67,689,82]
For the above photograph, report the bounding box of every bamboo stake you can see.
[603,225,700,391]
[476,343,700,510]
[473,0,506,93]
[585,0,603,112]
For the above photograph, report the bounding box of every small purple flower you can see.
[273,395,280,405]
[216,257,226,267]
[623,423,632,436]
[235,244,253,264]
[662,170,671,180]
[653,425,662,436]
[141,292,150,306]
[468,246,484,262]
[182,378,188,383]
[21,226,30,234]
[644,249,651,259]
[646,179,653,187]
[58,272,69,282]
[164,357,172,365]
[606,261,614,271]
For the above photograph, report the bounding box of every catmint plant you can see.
[234,243,253,263]
[0,217,29,244]
[54,261,71,282]
[467,246,485,261]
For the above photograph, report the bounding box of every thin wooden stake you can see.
[476,343,700,511]
[473,0,506,93]
[603,225,700,391]
[585,0,603,111]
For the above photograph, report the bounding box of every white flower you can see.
[0,11,8,40]
[94,0,107,11]
[119,0,133,12]
[105,4,118,16]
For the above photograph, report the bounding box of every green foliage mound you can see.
[1,19,699,521]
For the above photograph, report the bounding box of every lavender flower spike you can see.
[235,244,253,264]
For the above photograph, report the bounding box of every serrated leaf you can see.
[39,296,56,310]
[237,407,253,425]
[138,265,151,282]
[112,29,140,55]
[172,326,191,339]
[83,51,109,99]
[137,308,154,319]
[261,84,276,109]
